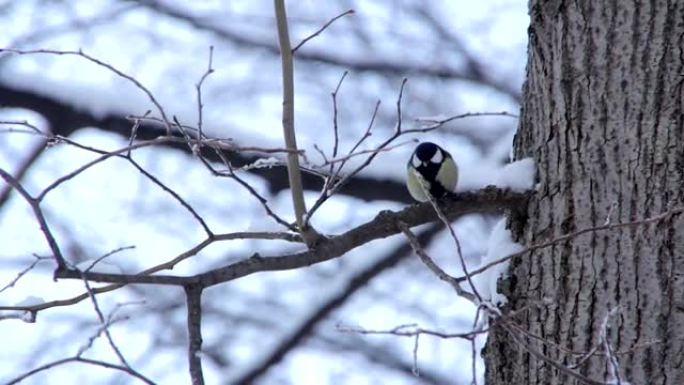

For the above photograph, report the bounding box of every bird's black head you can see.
[414,142,439,162]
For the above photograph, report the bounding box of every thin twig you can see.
[500,320,612,385]
[398,221,476,303]
[337,323,484,340]
[306,82,394,222]
[0,137,46,208]
[0,48,174,135]
[412,170,482,302]
[330,71,348,160]
[126,158,214,237]
[395,78,408,134]
[414,111,518,131]
[196,46,215,142]
[292,9,354,53]
[172,115,196,153]
[223,163,296,230]
[0,255,49,293]
[82,245,135,272]
[126,111,149,157]
[457,205,684,282]
[0,120,45,134]
[76,316,129,356]
[34,133,298,203]
[316,71,349,202]
[315,139,416,168]
[470,308,484,385]
[337,99,381,172]
[76,301,143,357]
[179,126,296,231]
[81,279,132,367]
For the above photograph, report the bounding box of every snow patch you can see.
[495,158,535,192]
[15,296,44,306]
[473,219,524,306]
[0,297,43,323]
[243,157,283,170]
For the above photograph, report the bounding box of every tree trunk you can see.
[485,1,684,384]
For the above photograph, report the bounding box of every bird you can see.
[406,142,458,202]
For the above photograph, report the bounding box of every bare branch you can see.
[412,333,420,376]
[0,137,46,208]
[46,188,527,288]
[185,284,205,385]
[274,0,309,235]
[214,231,301,242]
[0,168,67,271]
[6,357,156,385]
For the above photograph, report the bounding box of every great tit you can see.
[406,142,458,202]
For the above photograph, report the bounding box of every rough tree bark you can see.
[486,1,684,384]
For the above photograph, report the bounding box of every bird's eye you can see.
[412,155,421,168]
[430,150,443,163]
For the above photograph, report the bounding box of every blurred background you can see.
[0,1,528,384]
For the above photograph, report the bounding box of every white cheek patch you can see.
[430,150,443,164]
[412,155,421,168]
